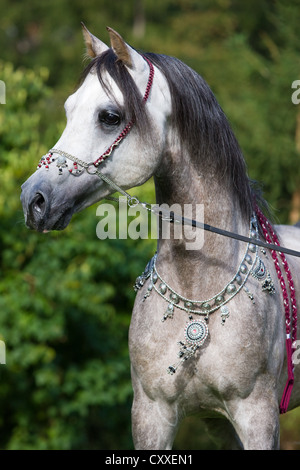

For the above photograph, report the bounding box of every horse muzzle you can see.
[21,179,74,232]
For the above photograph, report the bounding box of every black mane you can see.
[81,48,255,217]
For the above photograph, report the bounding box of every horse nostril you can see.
[31,192,46,216]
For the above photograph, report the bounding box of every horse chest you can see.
[129,286,284,413]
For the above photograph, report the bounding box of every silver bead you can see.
[184,301,194,310]
[249,243,256,253]
[202,302,211,311]
[215,295,225,305]
[152,273,158,284]
[159,283,167,295]
[226,283,236,294]
[245,254,252,265]
[235,274,243,285]
[169,293,179,304]
[240,264,248,274]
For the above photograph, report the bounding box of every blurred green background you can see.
[0,0,300,450]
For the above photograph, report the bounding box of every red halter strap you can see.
[93,56,155,168]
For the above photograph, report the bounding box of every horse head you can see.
[21,25,171,232]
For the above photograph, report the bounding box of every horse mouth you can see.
[50,208,74,231]
[25,198,74,232]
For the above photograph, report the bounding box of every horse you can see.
[20,25,300,450]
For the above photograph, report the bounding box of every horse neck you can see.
[153,149,251,298]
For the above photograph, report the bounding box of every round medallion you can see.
[184,320,209,346]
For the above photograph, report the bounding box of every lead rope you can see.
[256,206,298,413]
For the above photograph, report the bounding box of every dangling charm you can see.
[142,282,153,302]
[251,257,275,295]
[262,273,276,294]
[162,303,175,321]
[56,155,68,175]
[220,305,230,324]
[244,286,255,304]
[167,319,209,374]
[69,161,84,176]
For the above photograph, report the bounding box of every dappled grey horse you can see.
[21,25,300,449]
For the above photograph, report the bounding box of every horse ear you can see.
[106,27,145,72]
[81,22,108,58]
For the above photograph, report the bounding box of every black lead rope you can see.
[154,208,300,258]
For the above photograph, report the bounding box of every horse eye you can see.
[98,110,120,126]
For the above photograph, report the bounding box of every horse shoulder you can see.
[275,224,300,252]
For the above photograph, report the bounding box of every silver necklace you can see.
[134,215,275,374]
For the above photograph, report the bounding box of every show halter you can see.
[37,54,298,414]
[38,56,155,175]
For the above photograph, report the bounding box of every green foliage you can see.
[0,0,300,450]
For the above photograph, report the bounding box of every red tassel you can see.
[280,379,294,414]
[279,338,294,414]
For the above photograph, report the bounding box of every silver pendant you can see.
[262,273,276,295]
[251,257,275,295]
[220,305,230,324]
[251,257,266,280]
[184,319,209,345]
[167,319,208,375]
